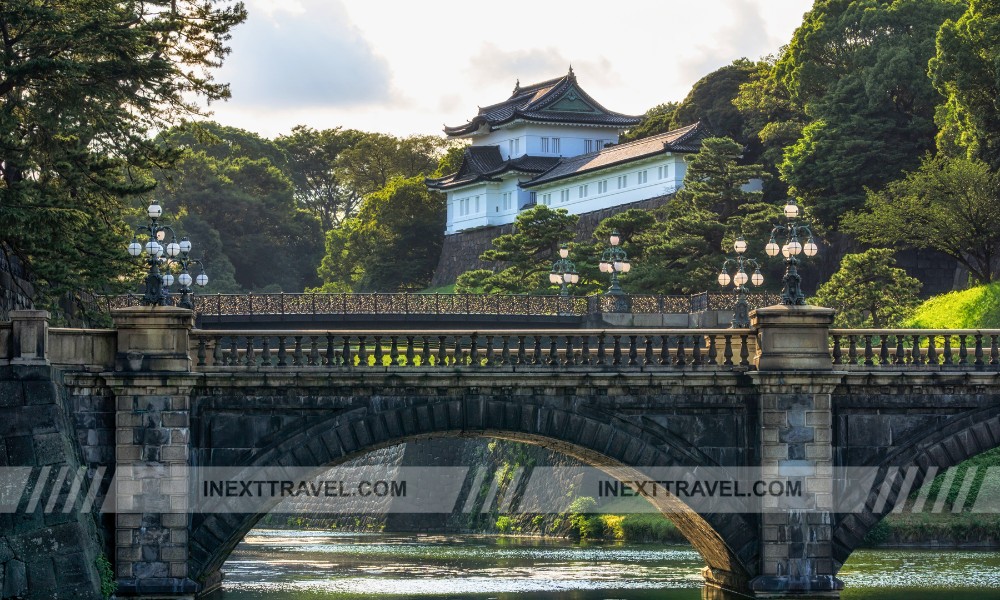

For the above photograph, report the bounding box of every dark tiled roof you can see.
[443,69,641,137]
[425,147,561,190]
[521,122,707,188]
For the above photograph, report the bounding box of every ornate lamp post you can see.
[126,202,208,307]
[549,244,580,296]
[718,236,764,328]
[765,199,819,305]
[162,238,209,310]
[598,229,632,313]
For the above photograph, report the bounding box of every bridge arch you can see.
[188,391,760,594]
[832,404,1000,569]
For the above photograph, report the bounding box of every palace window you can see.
[529,191,537,205]
[585,139,594,153]
[560,189,570,203]
[657,166,667,180]
[637,170,648,184]
[541,193,552,206]
[540,137,550,153]
[508,138,520,156]
[617,175,628,189]
[552,138,561,154]
[502,192,513,211]
[597,180,608,194]
[579,184,589,198]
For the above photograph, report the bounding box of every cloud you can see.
[217,0,398,109]
[465,43,622,89]
[676,1,774,84]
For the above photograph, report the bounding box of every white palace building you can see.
[427,68,709,234]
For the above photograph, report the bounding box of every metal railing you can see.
[189,328,755,370]
[829,329,1000,369]
[100,291,780,318]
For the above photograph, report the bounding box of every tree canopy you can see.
[0,0,246,308]
[455,205,579,295]
[314,176,446,292]
[672,59,757,146]
[811,248,922,327]
[766,0,964,228]
[153,123,324,292]
[275,126,367,231]
[930,0,1000,168]
[844,155,1000,284]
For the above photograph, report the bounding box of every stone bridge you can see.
[2,306,1000,598]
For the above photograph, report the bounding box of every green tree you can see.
[455,205,579,294]
[336,133,448,198]
[672,59,757,148]
[627,204,727,294]
[844,155,1000,284]
[930,0,1000,168]
[0,0,246,308]
[620,102,680,143]
[674,137,768,221]
[772,0,964,228]
[346,176,446,292]
[276,126,366,231]
[612,138,775,295]
[734,53,808,200]
[811,249,922,327]
[153,124,324,292]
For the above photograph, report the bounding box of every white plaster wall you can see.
[477,124,623,159]
[446,182,492,234]
[445,154,691,233]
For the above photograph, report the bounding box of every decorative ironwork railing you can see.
[829,329,1000,369]
[189,329,755,370]
[100,291,780,317]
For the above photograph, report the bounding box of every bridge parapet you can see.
[830,329,1000,369]
[187,328,756,370]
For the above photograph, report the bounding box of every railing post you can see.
[111,307,195,372]
[8,310,50,365]
[750,305,836,371]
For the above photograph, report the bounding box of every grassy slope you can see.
[905,281,1000,328]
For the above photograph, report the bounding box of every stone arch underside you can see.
[188,393,760,593]
[832,403,1000,569]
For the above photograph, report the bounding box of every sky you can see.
[207,0,815,139]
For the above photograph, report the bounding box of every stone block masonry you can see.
[0,364,104,599]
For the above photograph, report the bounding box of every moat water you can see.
[210,529,1000,599]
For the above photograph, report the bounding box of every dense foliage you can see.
[0,0,246,309]
[811,249,922,327]
[12,0,1000,308]
[844,155,1000,284]
[455,205,580,295]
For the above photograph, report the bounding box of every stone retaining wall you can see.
[430,194,674,287]
[0,365,104,599]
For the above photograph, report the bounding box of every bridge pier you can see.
[747,305,843,598]
[110,308,199,597]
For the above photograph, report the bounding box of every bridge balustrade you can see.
[188,328,755,370]
[830,329,1000,368]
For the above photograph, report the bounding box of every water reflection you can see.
[211,530,1000,599]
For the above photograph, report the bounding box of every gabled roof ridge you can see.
[606,121,702,151]
[514,74,568,96]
